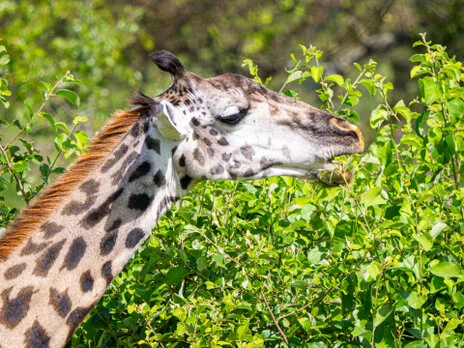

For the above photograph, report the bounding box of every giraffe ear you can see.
[156,100,189,141]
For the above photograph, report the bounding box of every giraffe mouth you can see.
[315,161,353,186]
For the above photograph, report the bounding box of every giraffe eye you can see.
[218,109,247,125]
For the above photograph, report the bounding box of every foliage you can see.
[0,45,89,227]
[67,35,464,346]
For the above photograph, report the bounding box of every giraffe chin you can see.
[315,162,353,186]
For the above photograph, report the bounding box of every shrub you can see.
[1,34,463,347]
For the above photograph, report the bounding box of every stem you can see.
[5,72,69,150]
[279,60,302,94]
[337,68,366,111]
[0,143,29,205]
[260,288,289,345]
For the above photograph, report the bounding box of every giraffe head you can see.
[134,51,364,190]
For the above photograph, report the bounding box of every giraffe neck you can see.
[0,116,183,347]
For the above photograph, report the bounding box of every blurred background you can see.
[1,0,463,208]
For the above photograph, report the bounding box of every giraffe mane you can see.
[0,109,142,261]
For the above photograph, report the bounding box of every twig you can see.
[260,288,289,345]
[0,143,29,205]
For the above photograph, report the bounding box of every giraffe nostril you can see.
[329,117,365,151]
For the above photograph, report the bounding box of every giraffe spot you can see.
[20,239,51,256]
[61,195,97,216]
[128,193,153,211]
[191,117,200,126]
[101,144,129,173]
[217,137,229,146]
[4,263,26,280]
[232,160,241,169]
[180,175,193,190]
[66,304,94,340]
[240,145,255,160]
[61,237,87,271]
[111,152,139,186]
[171,146,178,156]
[179,154,186,167]
[222,153,231,162]
[80,188,124,229]
[156,196,179,217]
[130,123,140,137]
[105,218,122,232]
[145,135,160,154]
[203,137,212,146]
[211,164,225,175]
[80,270,94,293]
[79,179,100,196]
[193,148,205,166]
[153,170,166,187]
[206,147,215,158]
[125,228,145,248]
[33,239,66,277]
[143,121,150,133]
[100,231,117,256]
[40,222,64,239]
[101,261,113,286]
[49,288,72,318]
[0,286,34,329]
[128,161,151,182]
[24,320,50,348]
[209,128,218,136]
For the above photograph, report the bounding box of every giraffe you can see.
[0,51,364,347]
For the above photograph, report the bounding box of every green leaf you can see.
[407,292,427,309]
[310,66,324,83]
[0,54,10,65]
[286,70,302,84]
[364,187,387,207]
[430,262,462,278]
[418,76,441,104]
[56,89,80,108]
[430,221,448,239]
[165,266,189,286]
[325,74,344,87]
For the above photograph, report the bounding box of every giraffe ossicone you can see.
[0,50,364,347]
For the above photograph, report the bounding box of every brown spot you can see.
[0,286,34,329]
[4,263,26,280]
[180,175,193,190]
[101,144,129,173]
[210,164,225,175]
[20,239,51,256]
[240,145,255,160]
[100,231,117,256]
[145,135,161,154]
[80,270,94,293]
[125,228,145,248]
[33,239,66,277]
[128,161,151,182]
[49,288,72,318]
[222,153,232,162]
[61,237,87,271]
[24,320,50,348]
[153,170,166,187]
[217,137,229,146]
[128,193,153,211]
[101,261,113,286]
[179,154,186,167]
[79,179,100,195]
[40,222,64,239]
[80,188,124,229]
[193,148,205,166]
[61,195,98,216]
[110,152,139,186]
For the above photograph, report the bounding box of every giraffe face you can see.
[141,51,364,188]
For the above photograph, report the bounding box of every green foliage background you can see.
[1,1,464,347]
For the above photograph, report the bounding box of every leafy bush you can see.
[2,34,463,346]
